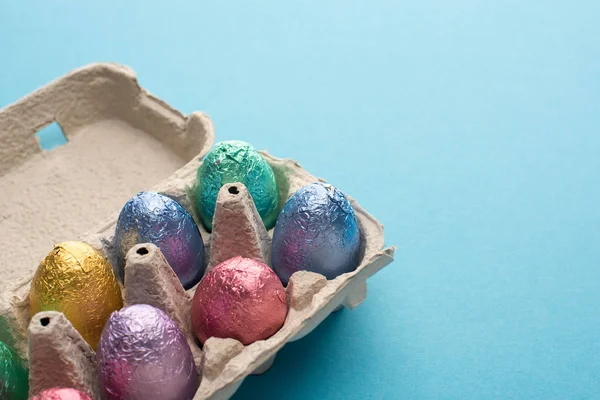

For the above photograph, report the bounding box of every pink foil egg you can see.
[30,388,92,400]
[191,256,288,345]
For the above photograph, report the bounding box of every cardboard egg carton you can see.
[0,63,395,399]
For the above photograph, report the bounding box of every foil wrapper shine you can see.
[115,191,205,290]
[31,388,92,400]
[272,182,361,285]
[29,241,123,350]
[195,140,279,231]
[191,256,288,345]
[0,341,28,400]
[97,304,199,400]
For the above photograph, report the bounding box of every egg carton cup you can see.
[0,63,395,400]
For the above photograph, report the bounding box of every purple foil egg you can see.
[114,191,205,289]
[97,304,199,400]
[272,182,361,285]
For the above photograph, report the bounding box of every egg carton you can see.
[0,63,395,399]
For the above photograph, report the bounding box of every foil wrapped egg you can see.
[31,388,92,400]
[191,256,287,345]
[97,304,199,400]
[30,241,123,350]
[114,191,205,290]
[195,140,279,231]
[272,182,361,285]
[0,341,28,400]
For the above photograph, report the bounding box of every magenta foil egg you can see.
[97,304,199,400]
[30,388,92,400]
[191,256,288,345]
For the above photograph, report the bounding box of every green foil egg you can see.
[0,341,29,400]
[195,140,279,231]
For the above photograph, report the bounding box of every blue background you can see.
[2,1,600,399]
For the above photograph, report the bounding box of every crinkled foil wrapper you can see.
[272,182,361,285]
[191,256,288,345]
[31,387,92,400]
[195,140,279,231]
[0,341,28,400]
[29,241,123,350]
[114,191,205,290]
[97,305,199,400]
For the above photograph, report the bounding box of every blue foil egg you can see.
[115,192,205,289]
[271,182,361,285]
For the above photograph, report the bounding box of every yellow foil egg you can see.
[30,241,123,350]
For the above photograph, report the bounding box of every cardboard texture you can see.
[0,63,395,399]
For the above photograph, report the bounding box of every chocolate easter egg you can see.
[97,304,199,400]
[30,241,123,350]
[272,182,361,285]
[31,388,92,400]
[191,256,287,345]
[0,341,28,400]
[195,140,279,231]
[114,191,205,289]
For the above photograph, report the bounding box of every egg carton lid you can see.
[0,63,395,400]
[0,62,215,288]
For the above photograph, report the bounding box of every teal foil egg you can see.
[195,141,279,231]
[0,340,28,400]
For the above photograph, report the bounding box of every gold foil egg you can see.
[30,241,123,350]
